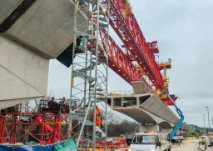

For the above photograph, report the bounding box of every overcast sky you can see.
[48,0,213,127]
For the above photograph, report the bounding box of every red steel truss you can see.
[99,29,151,90]
[0,103,74,145]
[105,0,164,90]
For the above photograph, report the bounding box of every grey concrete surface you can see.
[1,0,87,58]
[0,0,23,24]
[0,0,87,108]
[140,94,178,124]
[108,93,178,129]
[108,93,178,133]
[0,36,48,109]
[114,106,157,124]
[131,81,150,94]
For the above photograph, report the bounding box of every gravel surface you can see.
[172,139,202,151]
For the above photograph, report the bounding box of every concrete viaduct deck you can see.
[107,93,178,131]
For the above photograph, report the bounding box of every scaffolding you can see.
[69,0,109,150]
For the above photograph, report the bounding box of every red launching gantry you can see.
[99,29,151,90]
[100,0,177,105]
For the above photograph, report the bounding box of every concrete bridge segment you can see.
[107,93,178,132]
[0,0,87,109]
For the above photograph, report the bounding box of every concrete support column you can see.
[157,124,160,132]
[111,97,114,108]
[136,96,140,106]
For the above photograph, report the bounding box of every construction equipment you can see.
[159,91,184,141]
[0,99,71,145]
[157,59,178,106]
[99,0,178,104]
[129,132,171,151]
[106,0,164,90]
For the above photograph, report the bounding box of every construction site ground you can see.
[172,139,203,151]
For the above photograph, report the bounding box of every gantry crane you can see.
[100,0,177,104]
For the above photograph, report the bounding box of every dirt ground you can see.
[172,139,202,151]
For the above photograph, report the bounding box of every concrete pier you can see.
[0,0,87,109]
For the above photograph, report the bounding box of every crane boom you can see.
[160,91,184,141]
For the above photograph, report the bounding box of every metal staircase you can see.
[68,0,109,150]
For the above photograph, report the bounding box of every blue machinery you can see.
[160,91,184,141]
